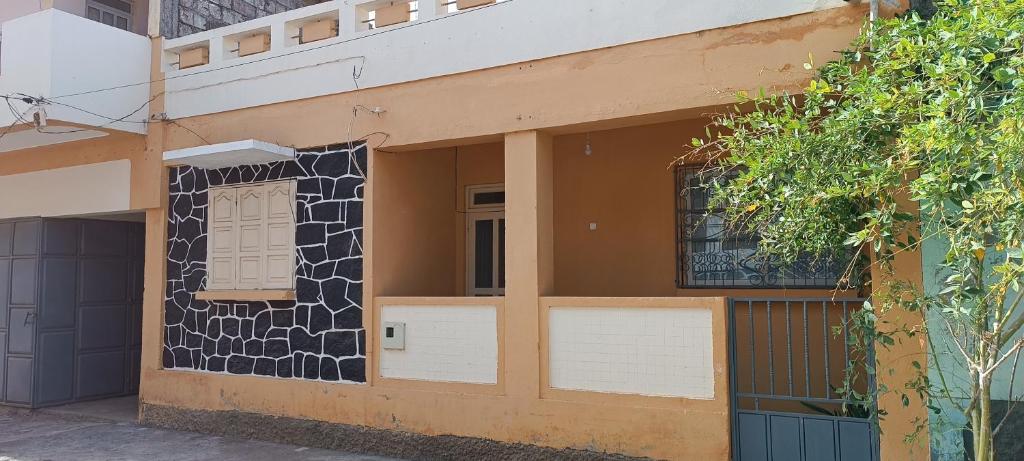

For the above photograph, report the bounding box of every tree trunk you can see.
[974,371,994,460]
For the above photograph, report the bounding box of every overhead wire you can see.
[10,92,162,136]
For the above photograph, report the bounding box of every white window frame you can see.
[207,180,297,291]
[86,0,132,31]
[465,183,505,212]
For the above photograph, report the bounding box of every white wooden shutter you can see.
[207,187,238,290]
[235,185,265,289]
[263,181,296,289]
[206,180,296,292]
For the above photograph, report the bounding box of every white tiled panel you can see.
[548,307,714,399]
[380,305,498,384]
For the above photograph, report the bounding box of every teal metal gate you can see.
[729,298,879,461]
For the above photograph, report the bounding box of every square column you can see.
[503,130,553,398]
[872,192,930,461]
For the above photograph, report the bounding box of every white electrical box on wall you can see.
[382,322,406,350]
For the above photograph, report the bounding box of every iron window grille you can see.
[676,165,848,289]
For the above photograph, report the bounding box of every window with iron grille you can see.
[676,165,848,288]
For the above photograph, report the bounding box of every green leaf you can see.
[994,67,1017,83]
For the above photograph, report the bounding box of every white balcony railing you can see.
[161,0,850,120]
[0,8,151,148]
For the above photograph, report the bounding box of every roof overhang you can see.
[162,139,296,169]
[0,125,110,153]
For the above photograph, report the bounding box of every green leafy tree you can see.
[686,1,1024,459]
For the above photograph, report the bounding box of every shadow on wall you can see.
[910,0,938,18]
[957,400,1024,461]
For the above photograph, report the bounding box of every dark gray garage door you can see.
[0,218,144,408]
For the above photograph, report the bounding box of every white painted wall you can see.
[380,304,498,384]
[0,159,132,219]
[0,9,151,135]
[548,307,714,399]
[162,0,851,119]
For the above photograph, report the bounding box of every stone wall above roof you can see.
[161,0,327,39]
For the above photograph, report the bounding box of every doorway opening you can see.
[465,184,505,297]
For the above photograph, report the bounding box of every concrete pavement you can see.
[0,398,401,461]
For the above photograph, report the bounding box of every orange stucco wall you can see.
[131,4,924,460]
[552,121,860,299]
[371,120,861,300]
[0,2,929,457]
[369,142,506,298]
[153,6,872,153]
[872,196,931,460]
[0,127,154,211]
[143,295,732,460]
[553,122,691,297]
[372,147,458,297]
[454,143,505,296]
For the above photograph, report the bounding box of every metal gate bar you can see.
[728,298,878,461]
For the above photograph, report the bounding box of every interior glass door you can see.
[467,212,505,296]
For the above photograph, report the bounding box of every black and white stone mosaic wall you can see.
[164,143,367,383]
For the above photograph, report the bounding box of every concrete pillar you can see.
[503,130,553,398]
[872,192,930,460]
[416,0,440,19]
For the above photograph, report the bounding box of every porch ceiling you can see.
[0,125,109,153]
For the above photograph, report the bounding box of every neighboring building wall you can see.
[161,0,320,38]
[164,144,366,382]
[0,1,150,36]
[0,0,43,25]
[50,0,150,35]
[924,237,1024,460]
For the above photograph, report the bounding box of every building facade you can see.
[0,1,942,460]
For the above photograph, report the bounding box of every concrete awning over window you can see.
[163,139,295,169]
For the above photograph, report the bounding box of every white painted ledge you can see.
[163,140,296,169]
[162,0,852,119]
